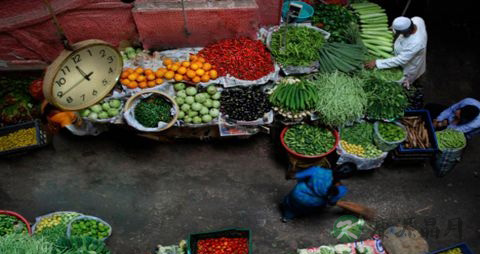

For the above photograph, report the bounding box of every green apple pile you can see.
[80,99,122,120]
[174,83,220,124]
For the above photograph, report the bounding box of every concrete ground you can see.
[1,6,480,254]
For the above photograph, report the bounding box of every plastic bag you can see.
[32,211,83,234]
[66,215,112,241]
[124,93,177,132]
[373,121,407,152]
[65,121,109,136]
[263,24,330,75]
[219,111,274,127]
[297,236,386,254]
[336,140,388,171]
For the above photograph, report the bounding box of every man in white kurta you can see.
[366,16,428,88]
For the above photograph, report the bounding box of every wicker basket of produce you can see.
[0,210,32,235]
[124,90,178,132]
[280,124,339,160]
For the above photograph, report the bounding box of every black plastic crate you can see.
[188,228,251,254]
[0,120,47,156]
[397,109,438,156]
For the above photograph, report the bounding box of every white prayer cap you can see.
[392,17,412,31]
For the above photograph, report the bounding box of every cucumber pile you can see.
[318,42,365,73]
[351,2,393,58]
[269,78,318,112]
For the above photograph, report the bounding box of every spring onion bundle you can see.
[351,2,393,58]
[318,42,365,73]
[313,72,367,127]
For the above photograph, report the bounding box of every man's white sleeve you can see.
[376,45,419,69]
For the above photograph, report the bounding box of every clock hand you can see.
[75,66,91,81]
[85,71,94,80]
[63,78,86,96]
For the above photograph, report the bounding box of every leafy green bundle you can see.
[362,76,408,120]
[270,26,325,66]
[134,96,173,128]
[312,4,357,43]
[0,234,54,254]
[53,236,111,254]
[341,122,374,146]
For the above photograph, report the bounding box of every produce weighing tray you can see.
[429,242,473,254]
[187,228,251,254]
[0,120,47,156]
[397,110,438,155]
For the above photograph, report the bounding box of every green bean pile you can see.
[436,129,466,150]
[284,125,335,156]
[313,72,367,127]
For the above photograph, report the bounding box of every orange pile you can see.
[161,55,218,84]
[120,68,164,89]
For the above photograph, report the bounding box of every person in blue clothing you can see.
[281,166,347,222]
[427,98,480,138]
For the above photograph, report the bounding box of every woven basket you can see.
[125,90,178,132]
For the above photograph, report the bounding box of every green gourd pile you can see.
[378,122,406,142]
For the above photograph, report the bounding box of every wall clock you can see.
[43,39,123,111]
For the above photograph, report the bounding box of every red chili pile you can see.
[197,237,248,254]
[198,38,274,81]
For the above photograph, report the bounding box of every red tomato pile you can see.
[197,237,248,254]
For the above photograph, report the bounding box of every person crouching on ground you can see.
[429,98,480,138]
[281,166,347,222]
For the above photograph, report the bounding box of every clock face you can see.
[50,44,122,110]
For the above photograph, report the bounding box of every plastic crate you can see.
[0,120,47,156]
[188,228,251,254]
[397,110,438,155]
[429,242,473,254]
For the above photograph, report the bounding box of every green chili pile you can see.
[270,26,325,66]
[313,71,367,127]
[284,124,335,156]
[0,215,27,236]
[436,129,466,150]
[134,96,173,128]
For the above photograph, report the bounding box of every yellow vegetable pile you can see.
[0,128,37,152]
[439,248,463,254]
[35,215,62,233]
[340,140,365,157]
